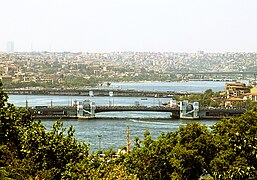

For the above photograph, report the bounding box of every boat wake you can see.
[129,119,172,125]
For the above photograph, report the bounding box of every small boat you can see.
[141,98,148,100]
[162,102,170,105]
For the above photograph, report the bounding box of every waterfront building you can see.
[225,86,257,107]
[244,87,257,102]
[225,97,244,107]
[225,82,250,98]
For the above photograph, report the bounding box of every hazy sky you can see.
[0,0,257,52]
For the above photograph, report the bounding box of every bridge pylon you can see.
[76,100,96,118]
[179,100,199,119]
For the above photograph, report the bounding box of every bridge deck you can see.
[30,105,248,119]
[93,106,179,113]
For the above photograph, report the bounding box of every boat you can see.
[141,98,148,100]
[162,101,170,105]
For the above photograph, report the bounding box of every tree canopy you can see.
[176,89,220,107]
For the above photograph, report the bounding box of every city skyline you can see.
[1,0,257,53]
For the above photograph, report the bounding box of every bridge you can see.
[80,100,247,119]
[5,88,196,97]
[31,105,180,119]
[81,105,179,118]
[31,104,248,120]
[92,106,179,113]
[176,71,257,75]
[175,71,257,81]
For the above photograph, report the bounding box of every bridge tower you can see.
[179,100,199,119]
[76,100,96,118]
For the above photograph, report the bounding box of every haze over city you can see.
[1,0,257,52]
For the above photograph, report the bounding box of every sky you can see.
[0,0,257,52]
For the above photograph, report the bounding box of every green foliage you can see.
[0,81,89,179]
[3,80,58,89]
[122,108,257,179]
[232,99,257,109]
[123,123,215,180]
[0,81,8,107]
[61,156,138,179]
[63,75,98,87]
[211,107,257,179]
[124,131,176,179]
[176,89,220,107]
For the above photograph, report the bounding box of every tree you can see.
[0,81,8,107]
[123,123,215,180]
[123,130,178,179]
[211,107,257,179]
[169,123,215,179]
[0,80,89,179]
[175,89,218,107]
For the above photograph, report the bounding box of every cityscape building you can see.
[6,41,14,53]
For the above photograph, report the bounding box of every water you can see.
[9,95,172,109]
[110,81,227,93]
[42,118,217,152]
[7,81,222,152]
